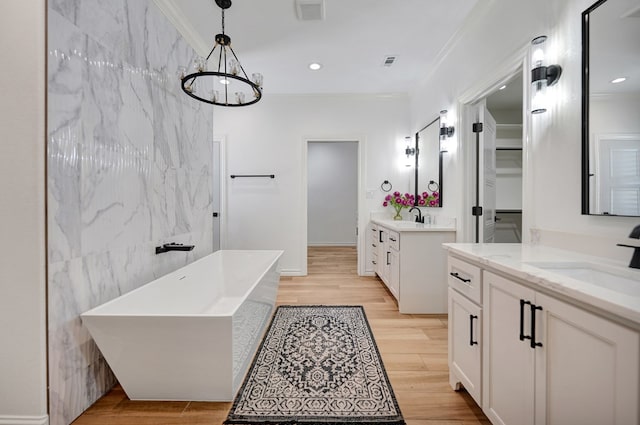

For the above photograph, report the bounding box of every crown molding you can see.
[152,0,210,56]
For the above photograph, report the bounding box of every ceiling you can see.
[165,0,480,95]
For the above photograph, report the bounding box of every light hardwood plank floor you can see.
[72,246,489,425]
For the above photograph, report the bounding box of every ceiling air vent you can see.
[295,0,325,21]
[383,56,397,67]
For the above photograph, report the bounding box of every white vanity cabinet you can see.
[372,220,455,314]
[483,270,639,425]
[447,257,483,405]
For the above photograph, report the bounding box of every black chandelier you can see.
[179,0,263,107]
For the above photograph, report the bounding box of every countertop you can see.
[371,218,456,232]
[443,243,640,327]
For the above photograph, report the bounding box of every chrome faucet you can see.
[616,224,640,268]
[409,207,424,223]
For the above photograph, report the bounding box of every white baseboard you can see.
[0,415,48,425]
[307,243,357,247]
[280,268,304,276]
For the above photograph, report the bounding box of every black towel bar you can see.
[230,174,275,179]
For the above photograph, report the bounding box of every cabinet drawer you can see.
[388,231,400,251]
[448,256,482,304]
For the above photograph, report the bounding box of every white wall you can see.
[308,142,358,246]
[409,0,640,261]
[0,0,49,423]
[214,94,411,274]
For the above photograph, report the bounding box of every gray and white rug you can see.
[224,305,405,424]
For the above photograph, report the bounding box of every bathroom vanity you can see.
[444,243,640,425]
[369,218,455,314]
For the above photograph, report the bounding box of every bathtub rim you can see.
[80,249,284,318]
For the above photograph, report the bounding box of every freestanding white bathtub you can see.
[81,249,283,401]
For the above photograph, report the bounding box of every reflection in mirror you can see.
[411,117,442,207]
[582,0,640,216]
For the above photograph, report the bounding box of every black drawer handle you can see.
[389,237,397,242]
[449,272,471,283]
[469,315,478,346]
[372,260,377,265]
[520,299,531,342]
[530,303,543,349]
[372,243,377,247]
[386,252,391,265]
[379,230,383,243]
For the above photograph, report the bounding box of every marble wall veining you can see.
[47,1,214,424]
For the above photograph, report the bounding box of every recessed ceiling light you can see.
[220,78,231,85]
[611,77,627,84]
[309,62,322,71]
[499,85,507,90]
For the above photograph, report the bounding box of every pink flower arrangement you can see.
[383,191,439,217]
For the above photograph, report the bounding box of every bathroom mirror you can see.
[412,116,442,207]
[582,0,640,216]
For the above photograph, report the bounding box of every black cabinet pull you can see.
[389,237,397,242]
[520,299,532,342]
[372,260,377,265]
[530,303,543,349]
[372,243,377,247]
[449,272,471,283]
[469,315,478,346]
[379,230,383,243]
[386,252,391,265]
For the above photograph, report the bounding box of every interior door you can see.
[595,135,640,216]
[479,104,497,243]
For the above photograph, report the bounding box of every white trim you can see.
[417,0,496,89]
[0,415,49,425]
[307,243,357,247]
[456,43,531,243]
[301,136,367,276]
[213,134,228,249]
[280,268,305,276]
[151,0,210,56]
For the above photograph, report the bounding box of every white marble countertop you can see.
[371,218,456,232]
[443,243,640,327]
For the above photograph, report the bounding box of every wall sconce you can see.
[405,135,415,157]
[439,110,455,138]
[530,35,562,114]
[404,136,415,167]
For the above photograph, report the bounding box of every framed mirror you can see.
[582,0,640,216]
[412,117,442,207]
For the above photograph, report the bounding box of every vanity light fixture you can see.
[530,35,562,114]
[405,136,415,157]
[439,110,455,139]
[178,0,263,107]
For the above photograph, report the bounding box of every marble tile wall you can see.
[47,1,214,424]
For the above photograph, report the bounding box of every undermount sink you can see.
[525,261,640,297]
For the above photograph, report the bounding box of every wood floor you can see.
[72,246,490,425]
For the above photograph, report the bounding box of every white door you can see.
[595,134,640,216]
[479,104,497,243]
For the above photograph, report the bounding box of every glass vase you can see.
[393,209,403,220]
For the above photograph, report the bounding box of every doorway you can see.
[212,137,226,251]
[462,62,527,244]
[306,140,360,274]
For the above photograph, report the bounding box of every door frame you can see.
[301,137,366,276]
[212,135,228,250]
[457,43,532,243]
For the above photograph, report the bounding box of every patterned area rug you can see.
[224,305,405,424]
